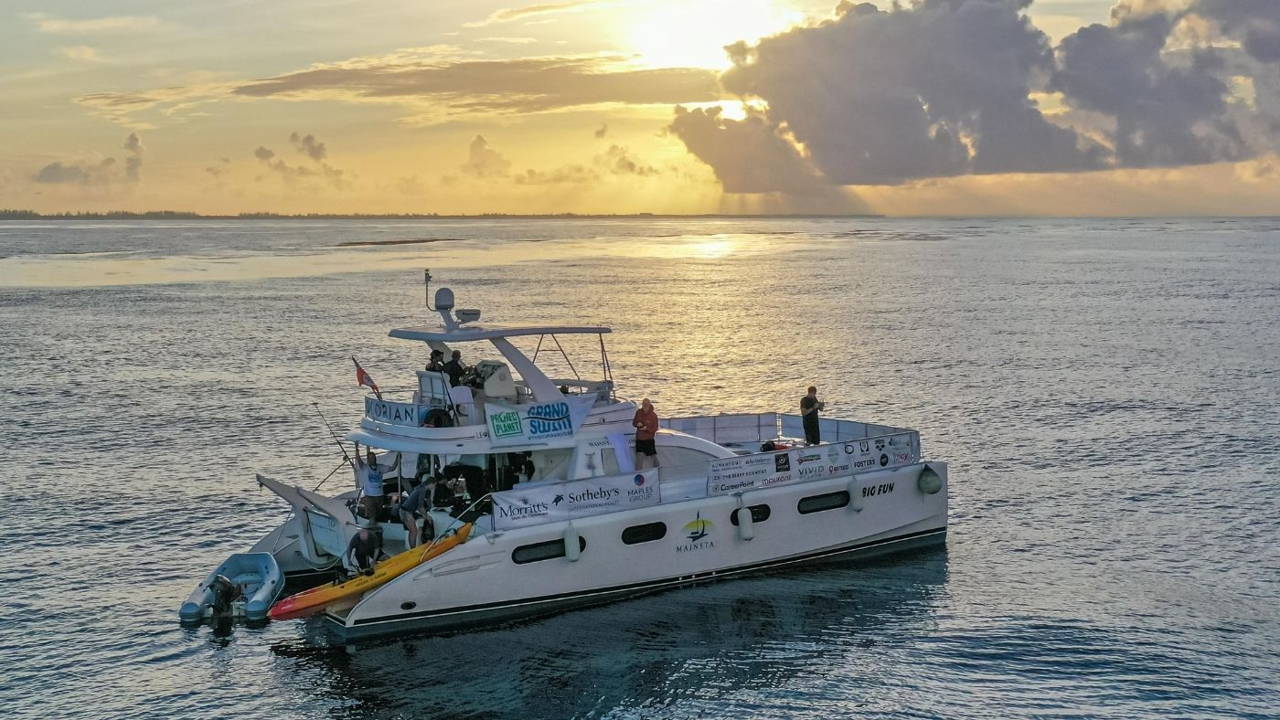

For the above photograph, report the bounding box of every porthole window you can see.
[621,522,667,545]
[512,537,587,564]
[730,504,771,526]
[797,491,850,515]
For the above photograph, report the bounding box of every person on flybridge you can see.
[427,348,445,372]
[633,398,659,469]
[443,349,466,387]
[801,386,825,445]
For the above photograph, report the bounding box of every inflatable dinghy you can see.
[269,523,472,621]
[179,552,284,623]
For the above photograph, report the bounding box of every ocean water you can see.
[1,217,1277,719]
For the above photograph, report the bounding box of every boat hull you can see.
[325,461,948,638]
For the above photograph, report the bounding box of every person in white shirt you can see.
[354,446,386,521]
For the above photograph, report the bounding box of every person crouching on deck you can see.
[345,521,382,577]
[633,398,659,470]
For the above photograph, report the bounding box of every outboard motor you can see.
[208,574,240,616]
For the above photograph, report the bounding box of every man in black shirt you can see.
[442,349,466,387]
[800,386,824,445]
[345,523,381,576]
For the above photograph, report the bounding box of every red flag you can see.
[352,356,382,400]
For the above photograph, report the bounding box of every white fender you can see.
[564,522,581,562]
[848,476,865,512]
[917,464,943,495]
[737,498,755,541]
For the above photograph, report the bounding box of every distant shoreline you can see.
[0,210,883,220]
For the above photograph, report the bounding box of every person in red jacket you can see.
[632,398,659,469]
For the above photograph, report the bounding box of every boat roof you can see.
[389,324,611,342]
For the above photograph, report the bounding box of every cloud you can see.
[668,106,823,193]
[512,144,659,184]
[254,134,348,189]
[463,0,598,28]
[75,82,233,127]
[1051,1,1280,165]
[703,0,1105,186]
[669,0,1280,193]
[597,144,657,176]
[514,165,596,184]
[460,135,512,177]
[1189,0,1280,62]
[205,157,231,180]
[479,37,539,44]
[26,13,163,34]
[74,49,719,128]
[289,132,327,161]
[31,132,143,186]
[122,132,143,182]
[32,161,98,184]
[232,54,721,113]
[57,45,102,62]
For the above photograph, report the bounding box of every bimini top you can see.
[389,324,611,343]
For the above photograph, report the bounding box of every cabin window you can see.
[797,491,850,515]
[656,446,718,480]
[621,522,667,545]
[599,448,621,476]
[511,536,588,564]
[529,449,574,483]
[730,505,771,526]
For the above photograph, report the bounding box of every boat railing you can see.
[662,412,912,447]
[488,421,921,530]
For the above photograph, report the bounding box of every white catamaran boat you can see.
[221,279,948,637]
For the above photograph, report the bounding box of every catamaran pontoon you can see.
[186,277,948,636]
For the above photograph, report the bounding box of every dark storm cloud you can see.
[233,56,721,112]
[1053,14,1246,166]
[669,107,822,193]
[1191,0,1280,62]
[694,0,1106,186]
[669,0,1280,192]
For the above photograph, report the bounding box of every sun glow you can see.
[623,0,805,69]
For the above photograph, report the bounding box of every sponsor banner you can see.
[707,432,919,496]
[485,395,595,448]
[491,469,660,530]
[364,397,429,427]
[707,450,793,496]
[839,432,918,472]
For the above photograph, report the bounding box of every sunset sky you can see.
[3,0,1278,215]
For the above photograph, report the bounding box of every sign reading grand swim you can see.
[706,432,918,496]
[485,395,595,448]
[492,469,661,530]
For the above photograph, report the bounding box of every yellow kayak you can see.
[270,523,472,621]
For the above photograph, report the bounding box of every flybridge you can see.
[389,325,612,342]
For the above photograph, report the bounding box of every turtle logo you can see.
[553,494,565,506]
